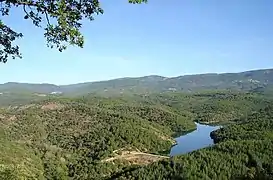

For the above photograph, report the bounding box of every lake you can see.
[169,122,221,156]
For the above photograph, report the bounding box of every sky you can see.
[1,0,273,85]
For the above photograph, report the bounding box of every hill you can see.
[0,91,272,179]
[1,68,273,98]
[0,94,196,179]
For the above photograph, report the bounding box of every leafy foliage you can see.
[0,0,147,62]
[0,20,23,63]
[0,128,44,180]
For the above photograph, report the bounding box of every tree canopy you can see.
[1,91,273,179]
[0,0,147,63]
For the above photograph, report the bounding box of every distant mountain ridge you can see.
[1,68,273,95]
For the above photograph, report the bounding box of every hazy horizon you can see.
[2,0,273,84]
[1,67,272,85]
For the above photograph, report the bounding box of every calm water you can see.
[170,122,221,156]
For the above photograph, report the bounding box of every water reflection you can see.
[170,122,221,156]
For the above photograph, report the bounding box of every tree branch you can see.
[44,10,51,26]
[23,4,32,19]
[18,1,50,13]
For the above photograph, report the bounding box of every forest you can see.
[116,102,273,179]
[0,91,272,179]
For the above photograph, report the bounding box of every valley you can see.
[0,69,273,179]
[2,0,273,178]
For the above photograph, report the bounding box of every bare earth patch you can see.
[41,103,64,110]
[8,115,16,121]
[102,150,169,165]
[0,115,17,127]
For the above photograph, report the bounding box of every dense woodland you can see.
[0,91,273,179]
[116,103,273,179]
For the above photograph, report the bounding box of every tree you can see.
[0,0,147,63]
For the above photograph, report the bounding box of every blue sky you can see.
[1,0,273,85]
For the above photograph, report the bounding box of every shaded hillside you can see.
[1,68,273,96]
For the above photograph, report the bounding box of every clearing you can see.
[102,150,169,165]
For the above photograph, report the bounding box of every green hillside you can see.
[0,91,272,179]
[0,95,196,179]
[1,68,273,97]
